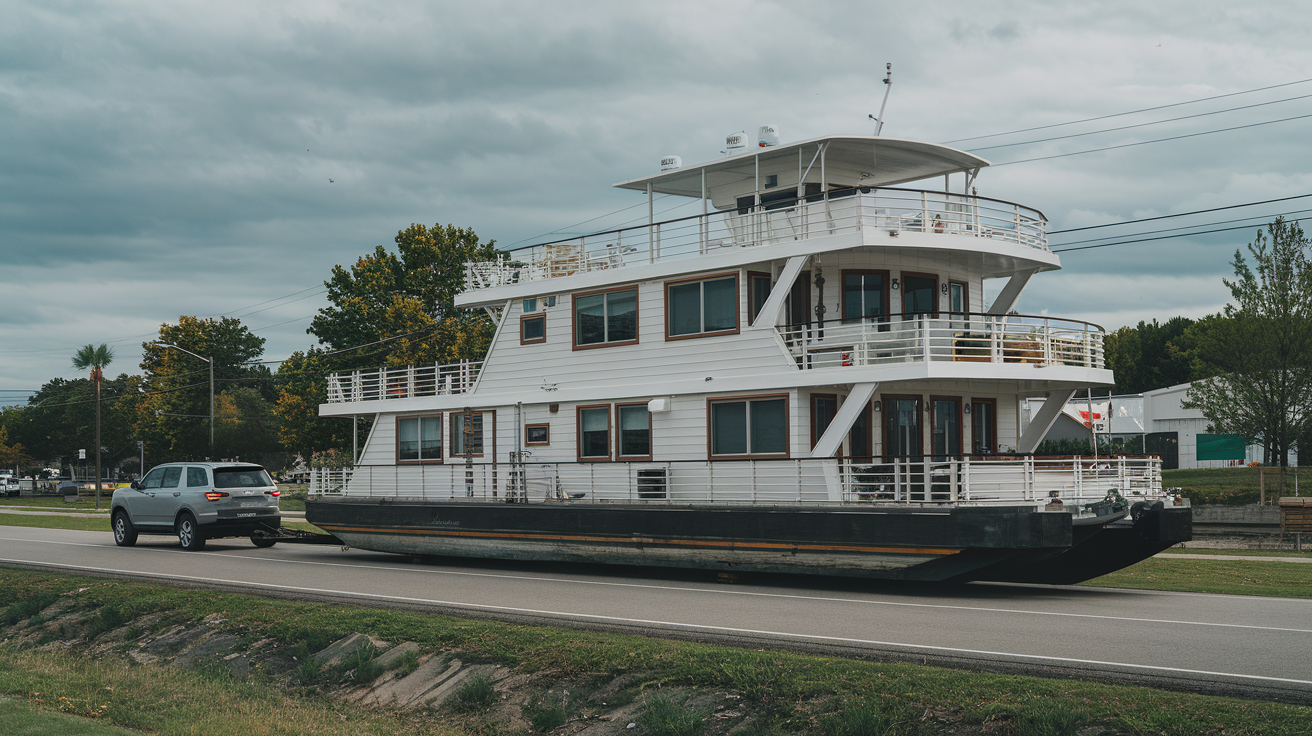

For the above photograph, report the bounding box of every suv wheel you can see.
[112,511,138,547]
[177,512,206,551]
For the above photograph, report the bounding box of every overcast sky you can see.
[3,0,1311,404]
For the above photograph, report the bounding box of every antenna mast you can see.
[871,63,893,136]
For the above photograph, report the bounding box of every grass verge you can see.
[0,514,110,533]
[0,567,1306,735]
[1159,547,1312,559]
[0,695,138,735]
[1084,557,1312,597]
[1163,466,1308,505]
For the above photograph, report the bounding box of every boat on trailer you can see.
[306,131,1191,584]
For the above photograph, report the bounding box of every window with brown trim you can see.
[450,410,495,458]
[616,403,652,460]
[666,272,739,339]
[397,414,443,464]
[520,314,546,344]
[573,286,638,349]
[970,398,997,456]
[901,272,939,315]
[748,271,773,323]
[577,404,612,461]
[525,423,550,446]
[810,393,838,449]
[841,270,890,323]
[708,394,790,458]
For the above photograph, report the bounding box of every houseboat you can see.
[305,131,1191,584]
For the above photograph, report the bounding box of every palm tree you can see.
[71,344,114,509]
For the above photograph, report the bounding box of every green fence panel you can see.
[1196,433,1246,461]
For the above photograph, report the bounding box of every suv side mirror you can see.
[130,481,143,491]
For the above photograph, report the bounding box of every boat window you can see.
[523,298,537,313]
[574,287,638,348]
[186,467,208,487]
[578,406,611,460]
[849,402,873,460]
[525,423,550,446]
[666,273,739,339]
[842,271,889,323]
[971,399,996,456]
[451,412,487,457]
[617,404,651,459]
[811,394,838,449]
[398,415,443,462]
[748,272,773,323]
[709,395,789,458]
[949,281,967,314]
[901,273,938,315]
[521,314,546,344]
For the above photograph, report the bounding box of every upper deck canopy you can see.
[613,135,990,202]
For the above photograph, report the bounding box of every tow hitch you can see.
[251,525,345,546]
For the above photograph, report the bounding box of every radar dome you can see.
[725,131,748,156]
[660,155,682,171]
[758,124,779,147]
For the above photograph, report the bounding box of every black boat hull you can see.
[305,498,1192,584]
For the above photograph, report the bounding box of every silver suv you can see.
[111,462,282,551]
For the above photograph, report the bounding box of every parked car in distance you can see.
[111,462,282,550]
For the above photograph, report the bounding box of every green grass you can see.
[0,514,110,533]
[448,673,497,712]
[1163,466,1308,505]
[0,696,139,735]
[640,694,706,736]
[1159,547,1312,559]
[1084,556,1312,597]
[0,568,1307,734]
[0,497,111,511]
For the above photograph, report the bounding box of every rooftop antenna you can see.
[868,63,893,136]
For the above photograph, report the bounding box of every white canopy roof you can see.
[613,135,990,199]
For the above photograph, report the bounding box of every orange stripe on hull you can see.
[318,524,960,556]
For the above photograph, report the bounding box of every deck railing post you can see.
[1043,318,1051,366]
[921,191,928,233]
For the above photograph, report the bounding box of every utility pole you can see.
[161,344,214,459]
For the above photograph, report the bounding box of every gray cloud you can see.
[2,0,1311,393]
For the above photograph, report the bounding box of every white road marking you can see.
[0,555,1307,688]
[0,535,1308,635]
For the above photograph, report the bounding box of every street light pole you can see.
[160,344,214,459]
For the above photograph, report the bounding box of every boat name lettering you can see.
[431,518,460,527]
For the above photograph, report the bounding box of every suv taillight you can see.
[265,489,281,497]
[204,491,230,501]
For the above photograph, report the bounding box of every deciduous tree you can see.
[1184,218,1312,467]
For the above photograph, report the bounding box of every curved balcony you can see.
[464,187,1048,292]
[779,312,1105,370]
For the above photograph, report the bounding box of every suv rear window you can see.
[213,467,274,489]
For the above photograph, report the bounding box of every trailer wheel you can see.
[112,511,137,547]
[251,536,277,548]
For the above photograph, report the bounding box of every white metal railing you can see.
[325,360,483,403]
[464,187,1049,291]
[780,312,1105,370]
[310,455,1161,509]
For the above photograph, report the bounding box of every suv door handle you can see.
[173,492,181,497]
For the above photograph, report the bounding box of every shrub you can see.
[0,593,58,626]
[640,693,705,736]
[450,672,498,712]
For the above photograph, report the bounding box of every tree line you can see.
[0,223,496,477]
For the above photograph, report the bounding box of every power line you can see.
[501,193,680,250]
[968,92,1312,152]
[1051,207,1312,248]
[943,77,1312,144]
[990,112,1312,167]
[1051,216,1312,253]
[1048,193,1312,234]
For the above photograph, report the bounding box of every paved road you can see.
[0,526,1308,704]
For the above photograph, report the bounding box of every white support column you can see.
[986,268,1039,315]
[1017,388,1078,454]
[750,255,808,329]
[811,383,879,458]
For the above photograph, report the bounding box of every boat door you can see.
[883,396,924,500]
